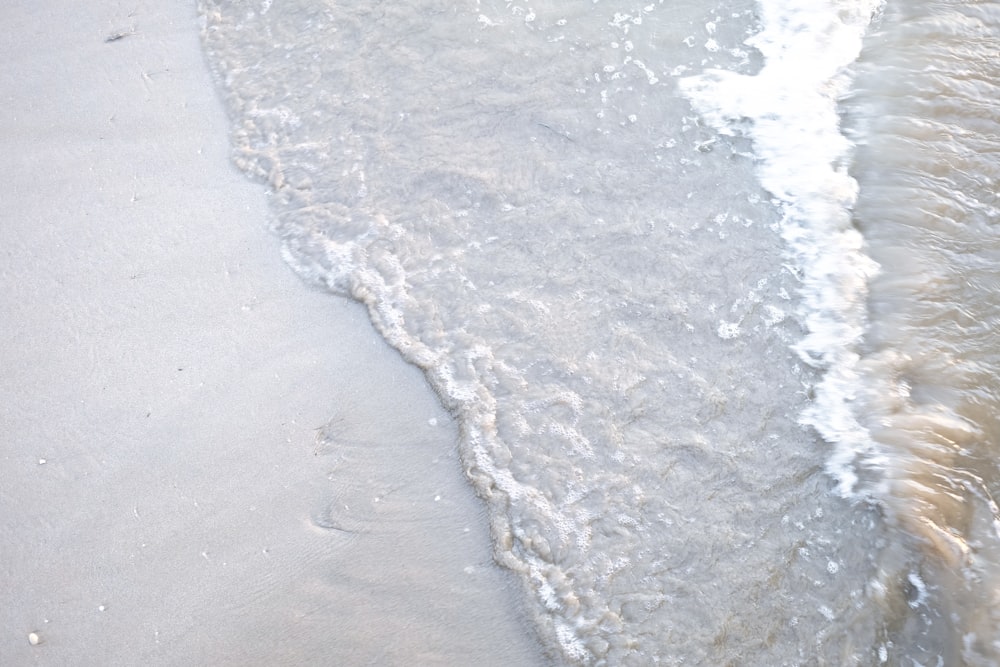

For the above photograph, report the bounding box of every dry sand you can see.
[0,2,544,664]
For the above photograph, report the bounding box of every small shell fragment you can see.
[28,632,40,645]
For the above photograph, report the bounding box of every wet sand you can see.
[0,2,545,664]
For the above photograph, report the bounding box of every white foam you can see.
[717,321,741,339]
[679,0,883,498]
[906,571,928,608]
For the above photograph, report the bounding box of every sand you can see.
[0,1,544,664]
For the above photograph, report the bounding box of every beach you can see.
[9,0,1000,663]
[0,2,545,664]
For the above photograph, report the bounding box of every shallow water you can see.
[841,1,1000,662]
[200,0,1000,663]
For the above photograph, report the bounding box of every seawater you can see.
[198,0,1000,663]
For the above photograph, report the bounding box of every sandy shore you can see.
[0,2,544,664]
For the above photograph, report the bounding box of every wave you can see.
[684,0,1000,661]
[680,0,883,497]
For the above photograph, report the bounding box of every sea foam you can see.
[679,0,883,498]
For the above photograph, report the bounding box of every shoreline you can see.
[0,1,545,664]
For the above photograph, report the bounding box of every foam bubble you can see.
[717,321,741,339]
